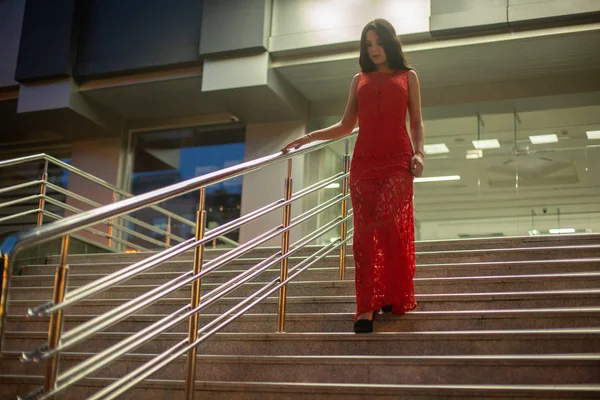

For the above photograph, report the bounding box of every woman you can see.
[282,19,425,333]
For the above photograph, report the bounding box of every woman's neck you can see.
[376,63,392,73]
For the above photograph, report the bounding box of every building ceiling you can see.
[274,24,600,102]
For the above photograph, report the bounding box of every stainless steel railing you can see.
[0,153,239,250]
[0,130,357,400]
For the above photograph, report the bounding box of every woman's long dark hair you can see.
[359,19,411,72]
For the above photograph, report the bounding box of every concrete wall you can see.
[270,0,431,52]
[430,0,600,35]
[200,0,271,55]
[508,0,600,25]
[66,137,123,246]
[430,0,508,35]
[239,121,306,245]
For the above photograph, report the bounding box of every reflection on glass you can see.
[413,103,600,241]
[127,126,245,248]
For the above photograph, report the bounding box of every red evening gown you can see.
[350,70,417,320]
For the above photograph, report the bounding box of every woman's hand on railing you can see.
[282,133,314,153]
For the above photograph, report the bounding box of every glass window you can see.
[127,124,245,248]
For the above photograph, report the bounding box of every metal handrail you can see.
[44,202,164,250]
[1,131,353,253]
[0,152,236,248]
[54,218,354,400]
[22,189,350,365]
[43,196,178,249]
[0,209,40,224]
[1,128,358,400]
[27,171,348,319]
[44,182,187,244]
[0,191,164,253]
[86,224,355,400]
[0,180,43,196]
[0,153,192,228]
[42,211,146,252]
[0,194,42,210]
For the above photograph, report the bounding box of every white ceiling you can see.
[274,25,600,102]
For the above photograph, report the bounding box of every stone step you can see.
[44,234,600,265]
[44,244,600,266]
[2,375,599,400]
[9,272,600,300]
[1,352,598,385]
[8,289,600,315]
[15,260,600,287]
[17,259,600,281]
[4,235,598,400]
[5,329,600,355]
[6,308,600,334]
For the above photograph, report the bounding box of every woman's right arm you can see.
[282,73,359,152]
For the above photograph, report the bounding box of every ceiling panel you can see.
[276,28,600,102]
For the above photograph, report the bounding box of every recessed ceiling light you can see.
[414,175,461,183]
[466,149,483,159]
[549,228,576,234]
[529,134,558,144]
[424,143,449,155]
[586,130,600,140]
[472,139,500,150]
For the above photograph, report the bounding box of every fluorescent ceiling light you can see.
[466,149,483,159]
[414,175,461,183]
[325,183,340,189]
[424,143,449,155]
[529,134,558,144]
[472,139,500,150]
[549,228,576,234]
[586,130,600,140]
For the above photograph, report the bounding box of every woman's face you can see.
[365,30,387,66]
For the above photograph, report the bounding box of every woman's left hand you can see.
[410,153,424,177]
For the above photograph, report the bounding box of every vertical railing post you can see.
[107,191,116,248]
[37,159,49,227]
[165,215,172,248]
[44,234,70,393]
[0,253,10,351]
[277,159,293,333]
[184,187,206,400]
[339,139,350,280]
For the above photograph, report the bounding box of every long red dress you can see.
[350,70,417,319]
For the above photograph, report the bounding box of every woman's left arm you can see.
[408,69,425,177]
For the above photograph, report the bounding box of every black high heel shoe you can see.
[353,311,374,333]
[353,319,373,333]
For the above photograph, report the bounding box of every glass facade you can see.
[414,106,600,241]
[126,125,245,248]
[306,101,600,242]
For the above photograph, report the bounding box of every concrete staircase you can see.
[1,235,600,399]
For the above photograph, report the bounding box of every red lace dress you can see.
[350,70,417,319]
